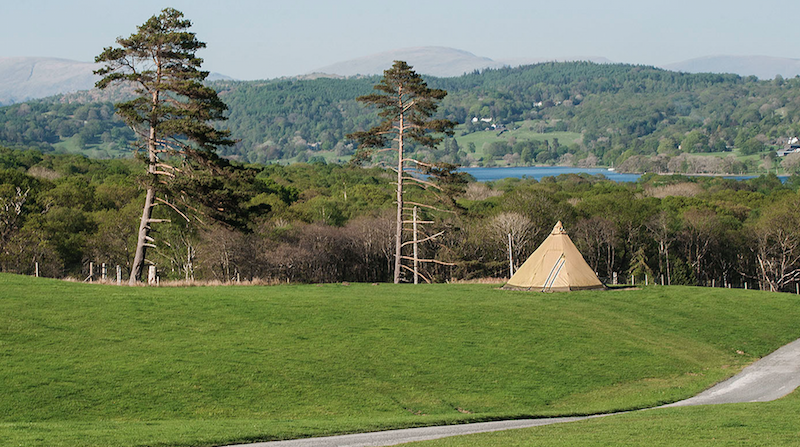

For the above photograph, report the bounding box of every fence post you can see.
[116,265,122,285]
[148,265,157,285]
[507,232,514,279]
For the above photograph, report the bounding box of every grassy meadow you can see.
[1,273,799,446]
[409,391,800,446]
[455,123,581,149]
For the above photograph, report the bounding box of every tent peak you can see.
[552,221,567,235]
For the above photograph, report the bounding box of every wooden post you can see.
[661,274,665,286]
[101,263,107,281]
[148,265,157,285]
[645,274,648,286]
[35,262,39,278]
[631,275,635,286]
[116,265,121,285]
[507,232,514,278]
[186,245,194,282]
[413,206,419,285]
[88,262,94,282]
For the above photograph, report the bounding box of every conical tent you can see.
[504,221,604,292]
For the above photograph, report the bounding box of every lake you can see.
[461,166,641,182]
[461,166,789,183]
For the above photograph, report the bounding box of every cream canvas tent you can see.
[504,221,604,292]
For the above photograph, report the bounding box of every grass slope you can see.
[456,124,581,151]
[410,391,800,446]
[1,273,798,446]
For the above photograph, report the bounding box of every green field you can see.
[411,392,800,446]
[1,273,799,446]
[456,123,581,149]
[52,137,129,159]
[270,121,584,166]
[454,122,582,162]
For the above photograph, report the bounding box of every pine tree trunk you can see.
[393,111,404,284]
[129,186,154,284]
[129,97,159,285]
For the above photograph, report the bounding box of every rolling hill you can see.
[2,274,799,446]
[3,59,800,173]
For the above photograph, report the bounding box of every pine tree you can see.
[348,61,456,283]
[94,8,234,284]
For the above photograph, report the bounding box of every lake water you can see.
[461,166,789,183]
[461,166,641,182]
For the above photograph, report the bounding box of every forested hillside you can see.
[3,62,800,173]
[2,146,800,291]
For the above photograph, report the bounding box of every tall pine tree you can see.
[95,8,234,284]
[348,61,456,283]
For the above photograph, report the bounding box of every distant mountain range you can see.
[3,49,800,105]
[310,46,612,77]
[0,57,100,105]
[0,57,232,106]
[662,55,800,80]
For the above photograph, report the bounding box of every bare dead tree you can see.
[347,61,456,283]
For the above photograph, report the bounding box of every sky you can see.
[2,0,799,80]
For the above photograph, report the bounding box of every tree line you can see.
[3,7,800,292]
[2,145,800,291]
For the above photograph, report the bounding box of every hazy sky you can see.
[3,0,799,80]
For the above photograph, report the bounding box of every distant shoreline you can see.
[463,164,787,178]
[461,166,789,183]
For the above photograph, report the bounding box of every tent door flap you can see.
[542,253,566,292]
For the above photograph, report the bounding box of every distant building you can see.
[777,137,800,156]
[471,117,494,124]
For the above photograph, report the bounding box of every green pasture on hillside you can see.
[1,273,799,446]
[454,122,581,158]
[52,137,128,159]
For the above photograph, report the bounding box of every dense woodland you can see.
[4,62,800,172]
[2,146,799,291]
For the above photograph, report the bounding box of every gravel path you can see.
[226,337,800,447]
[662,337,800,407]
